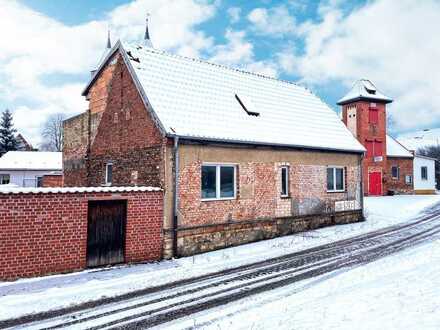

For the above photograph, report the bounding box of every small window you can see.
[374,140,383,157]
[369,108,378,124]
[281,166,289,197]
[327,167,345,192]
[201,164,236,200]
[105,163,113,185]
[421,166,428,180]
[365,140,374,158]
[0,174,10,185]
[405,175,412,185]
[36,176,43,187]
[391,166,399,179]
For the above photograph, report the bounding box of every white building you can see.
[0,151,62,187]
[413,155,436,194]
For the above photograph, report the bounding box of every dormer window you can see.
[235,94,260,116]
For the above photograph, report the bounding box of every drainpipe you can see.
[359,153,365,219]
[172,136,180,258]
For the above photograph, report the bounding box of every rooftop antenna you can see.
[144,13,153,47]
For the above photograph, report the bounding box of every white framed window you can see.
[201,164,236,200]
[105,163,113,185]
[405,175,412,185]
[327,167,345,192]
[391,166,400,179]
[0,174,10,185]
[281,166,289,197]
[421,166,428,180]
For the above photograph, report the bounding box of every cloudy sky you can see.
[1,0,439,146]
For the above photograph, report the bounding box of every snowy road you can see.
[2,207,440,330]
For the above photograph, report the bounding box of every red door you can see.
[368,172,382,196]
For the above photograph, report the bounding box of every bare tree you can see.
[40,114,65,152]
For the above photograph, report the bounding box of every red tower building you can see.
[339,79,393,196]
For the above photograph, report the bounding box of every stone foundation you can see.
[172,209,363,257]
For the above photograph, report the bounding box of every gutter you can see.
[165,134,365,155]
[172,136,180,258]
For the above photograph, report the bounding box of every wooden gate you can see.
[87,200,127,267]
[368,172,382,196]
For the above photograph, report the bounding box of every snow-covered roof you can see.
[337,79,393,105]
[397,128,440,152]
[386,135,413,158]
[0,186,161,194]
[0,151,62,171]
[84,41,365,154]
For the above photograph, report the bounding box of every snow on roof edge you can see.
[0,186,162,195]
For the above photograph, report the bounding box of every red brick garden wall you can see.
[0,189,163,280]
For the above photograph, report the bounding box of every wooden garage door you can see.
[87,200,127,267]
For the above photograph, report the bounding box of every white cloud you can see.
[0,0,218,145]
[282,0,440,132]
[209,29,278,77]
[227,7,241,24]
[247,6,296,36]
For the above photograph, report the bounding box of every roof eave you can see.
[337,96,393,106]
[167,134,365,154]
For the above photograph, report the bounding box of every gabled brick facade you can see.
[63,53,166,188]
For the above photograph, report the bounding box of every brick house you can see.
[63,33,365,258]
[339,79,418,195]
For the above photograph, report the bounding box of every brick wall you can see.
[386,157,414,194]
[175,145,362,226]
[42,174,64,187]
[0,189,163,280]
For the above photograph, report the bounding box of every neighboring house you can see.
[0,151,62,187]
[15,133,34,151]
[63,31,365,258]
[413,155,436,194]
[386,135,414,194]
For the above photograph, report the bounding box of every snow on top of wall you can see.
[95,42,365,153]
[337,79,393,105]
[0,151,62,171]
[0,186,161,195]
[386,135,413,158]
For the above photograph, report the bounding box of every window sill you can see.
[280,195,291,199]
[201,197,236,202]
[327,190,346,193]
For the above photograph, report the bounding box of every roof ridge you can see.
[126,42,305,90]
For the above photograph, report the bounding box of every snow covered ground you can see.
[0,195,439,323]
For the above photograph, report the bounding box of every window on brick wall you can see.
[201,164,236,200]
[391,166,400,179]
[36,176,43,187]
[0,174,10,185]
[105,163,113,185]
[281,166,289,197]
[421,166,428,180]
[374,140,383,157]
[327,167,345,192]
[369,108,378,124]
[366,140,374,157]
[405,175,412,185]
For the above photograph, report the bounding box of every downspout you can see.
[359,153,365,219]
[172,136,180,258]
